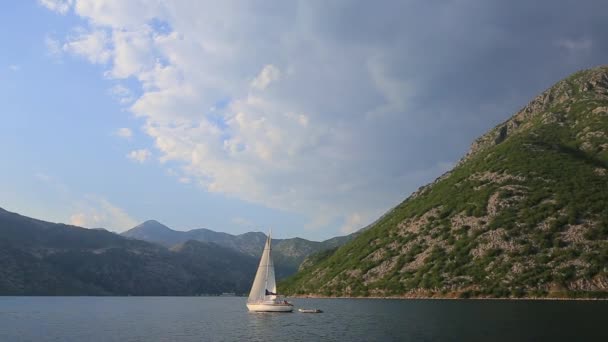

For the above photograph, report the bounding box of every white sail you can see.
[246,231,293,312]
[266,241,277,300]
[247,233,276,303]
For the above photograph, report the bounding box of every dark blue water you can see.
[0,297,606,341]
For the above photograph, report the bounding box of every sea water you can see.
[0,296,606,341]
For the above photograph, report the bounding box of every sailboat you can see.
[246,231,294,312]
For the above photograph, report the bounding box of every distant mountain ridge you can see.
[0,207,257,295]
[122,220,356,278]
[0,206,356,295]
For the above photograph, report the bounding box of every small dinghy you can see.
[298,309,323,313]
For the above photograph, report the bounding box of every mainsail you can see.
[247,232,277,303]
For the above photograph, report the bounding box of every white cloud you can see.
[45,35,62,57]
[555,37,593,52]
[43,1,605,236]
[41,1,445,233]
[365,55,413,119]
[69,213,89,226]
[109,84,134,104]
[70,196,137,231]
[38,0,73,14]
[178,177,191,184]
[114,127,133,139]
[107,28,156,78]
[63,28,111,64]
[73,0,164,28]
[127,149,151,163]
[251,64,281,90]
[33,173,136,232]
[340,213,364,234]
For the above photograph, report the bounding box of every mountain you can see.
[121,220,183,245]
[123,220,269,254]
[281,66,608,299]
[122,220,356,278]
[0,207,256,295]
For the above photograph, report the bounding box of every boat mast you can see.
[264,229,271,299]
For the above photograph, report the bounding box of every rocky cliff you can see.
[281,66,608,298]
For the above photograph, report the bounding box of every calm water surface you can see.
[0,297,606,341]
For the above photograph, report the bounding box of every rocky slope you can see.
[122,220,356,278]
[281,66,608,298]
[0,207,256,295]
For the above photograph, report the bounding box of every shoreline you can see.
[0,295,605,301]
[291,295,608,301]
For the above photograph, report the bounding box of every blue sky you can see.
[1,1,606,240]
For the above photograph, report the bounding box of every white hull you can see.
[247,303,294,312]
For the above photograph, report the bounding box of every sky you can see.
[0,1,607,240]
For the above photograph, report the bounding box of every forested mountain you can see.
[281,66,608,299]
[0,207,256,295]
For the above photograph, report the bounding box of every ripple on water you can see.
[0,297,606,342]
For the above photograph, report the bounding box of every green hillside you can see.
[281,66,608,299]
